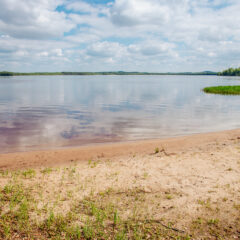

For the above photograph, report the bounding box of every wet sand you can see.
[1,128,240,170]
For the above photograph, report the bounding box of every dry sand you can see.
[0,129,240,239]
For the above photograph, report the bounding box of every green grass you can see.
[0,167,239,239]
[203,85,240,95]
[0,183,191,239]
[22,169,36,179]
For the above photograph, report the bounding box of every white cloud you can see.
[52,49,63,57]
[0,0,240,72]
[128,41,175,56]
[207,52,216,57]
[110,0,188,26]
[0,0,74,39]
[15,50,29,57]
[38,51,49,57]
[86,41,127,58]
[65,0,108,15]
[66,1,97,13]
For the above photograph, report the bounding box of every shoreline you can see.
[0,71,218,76]
[1,128,240,238]
[1,128,240,170]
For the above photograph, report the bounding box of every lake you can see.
[1,75,240,153]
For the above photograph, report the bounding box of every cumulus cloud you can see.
[66,0,108,15]
[128,41,175,57]
[0,0,74,39]
[86,41,127,58]
[66,1,97,13]
[52,49,63,57]
[110,0,188,26]
[38,51,49,57]
[0,0,240,72]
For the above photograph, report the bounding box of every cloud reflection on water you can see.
[1,75,240,153]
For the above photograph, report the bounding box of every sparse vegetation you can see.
[0,179,191,239]
[40,167,53,175]
[165,194,173,200]
[154,147,159,154]
[22,169,36,179]
[0,139,240,239]
[0,164,238,240]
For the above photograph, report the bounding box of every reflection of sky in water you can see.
[1,75,240,153]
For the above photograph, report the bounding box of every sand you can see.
[0,129,240,239]
[1,128,240,170]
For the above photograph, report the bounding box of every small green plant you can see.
[88,159,99,168]
[46,211,55,229]
[41,168,53,174]
[22,169,36,179]
[113,210,119,227]
[207,218,219,225]
[66,225,82,239]
[143,172,149,179]
[194,217,203,225]
[166,194,173,200]
[2,184,27,208]
[233,204,240,210]
[0,170,9,176]
[197,198,212,209]
[2,224,11,238]
[155,147,159,154]
[82,222,95,239]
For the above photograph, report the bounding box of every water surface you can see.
[1,75,240,153]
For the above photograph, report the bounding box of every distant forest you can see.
[2,68,240,76]
[218,67,240,76]
[0,71,217,76]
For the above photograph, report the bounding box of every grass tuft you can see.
[22,169,36,179]
[154,147,159,154]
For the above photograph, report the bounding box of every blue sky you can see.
[0,0,239,72]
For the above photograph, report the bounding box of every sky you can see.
[0,0,239,72]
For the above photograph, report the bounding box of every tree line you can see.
[219,67,240,76]
[1,68,240,77]
[0,71,217,76]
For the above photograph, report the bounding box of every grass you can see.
[40,168,53,175]
[0,161,239,239]
[203,85,240,95]
[0,182,191,239]
[0,179,237,239]
[22,169,36,179]
[154,147,159,154]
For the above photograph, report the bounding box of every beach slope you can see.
[0,129,240,239]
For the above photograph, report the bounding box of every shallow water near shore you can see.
[1,75,240,153]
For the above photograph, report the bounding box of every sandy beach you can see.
[0,129,240,239]
[1,128,240,170]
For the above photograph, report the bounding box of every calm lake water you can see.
[1,75,240,153]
